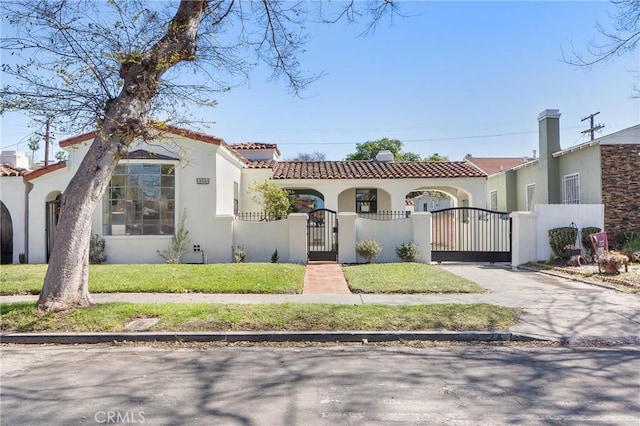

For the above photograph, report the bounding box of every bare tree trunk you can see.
[37,0,205,311]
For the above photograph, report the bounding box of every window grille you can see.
[563,173,580,204]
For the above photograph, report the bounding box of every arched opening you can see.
[0,201,13,264]
[45,192,62,262]
[405,189,455,212]
[287,188,324,214]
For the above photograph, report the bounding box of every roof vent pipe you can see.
[375,150,395,163]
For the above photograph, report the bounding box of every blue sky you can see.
[1,1,638,162]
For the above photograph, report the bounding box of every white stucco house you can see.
[1,125,487,264]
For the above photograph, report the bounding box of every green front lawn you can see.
[0,264,305,295]
[343,263,485,294]
[0,302,518,333]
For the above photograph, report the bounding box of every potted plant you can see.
[597,251,629,274]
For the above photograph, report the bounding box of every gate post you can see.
[337,212,357,264]
[412,212,432,263]
[510,211,538,268]
[288,213,308,263]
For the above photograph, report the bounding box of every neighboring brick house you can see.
[485,109,639,241]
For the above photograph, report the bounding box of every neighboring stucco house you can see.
[483,109,639,239]
[1,126,486,264]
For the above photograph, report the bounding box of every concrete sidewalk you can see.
[2,264,639,344]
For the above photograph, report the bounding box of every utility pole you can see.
[581,112,604,141]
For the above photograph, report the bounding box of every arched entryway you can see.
[0,201,13,264]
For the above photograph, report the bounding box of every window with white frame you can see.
[490,190,498,211]
[563,173,580,204]
[102,163,175,236]
[525,183,535,211]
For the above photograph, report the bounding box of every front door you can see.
[307,209,338,261]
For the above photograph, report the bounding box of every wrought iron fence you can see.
[235,212,285,222]
[357,211,412,221]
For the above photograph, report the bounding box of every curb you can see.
[0,331,551,345]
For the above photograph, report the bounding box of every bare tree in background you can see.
[1,0,398,311]
[565,0,639,66]
[289,152,326,161]
[564,0,640,96]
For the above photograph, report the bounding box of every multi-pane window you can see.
[103,163,175,235]
[563,173,580,204]
[525,183,535,211]
[356,189,377,213]
[490,190,498,211]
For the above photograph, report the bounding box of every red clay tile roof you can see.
[230,142,281,156]
[465,157,530,175]
[267,161,486,179]
[23,161,66,181]
[58,125,247,164]
[0,164,29,177]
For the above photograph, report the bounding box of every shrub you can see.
[548,226,578,259]
[395,242,419,262]
[18,252,27,264]
[89,233,107,264]
[271,248,279,263]
[234,246,246,263]
[157,210,189,264]
[580,226,601,255]
[356,239,382,263]
[618,231,640,259]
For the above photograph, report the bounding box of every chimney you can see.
[537,109,561,204]
[375,150,394,163]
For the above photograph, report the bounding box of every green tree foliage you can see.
[346,138,421,161]
[425,153,449,161]
[250,181,293,220]
[54,151,69,162]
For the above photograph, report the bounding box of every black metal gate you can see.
[431,207,511,263]
[307,209,338,261]
[45,195,61,262]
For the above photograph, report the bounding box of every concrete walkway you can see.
[2,264,639,343]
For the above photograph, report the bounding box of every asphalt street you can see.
[2,344,639,425]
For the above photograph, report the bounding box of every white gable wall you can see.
[0,176,27,263]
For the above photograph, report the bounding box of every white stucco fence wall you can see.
[233,219,290,263]
[355,217,413,263]
[534,204,604,261]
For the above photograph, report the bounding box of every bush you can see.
[271,248,279,263]
[157,210,189,264]
[395,243,419,262]
[356,239,382,263]
[89,233,107,264]
[548,226,578,259]
[18,252,27,264]
[234,246,246,263]
[618,231,640,260]
[580,226,601,255]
